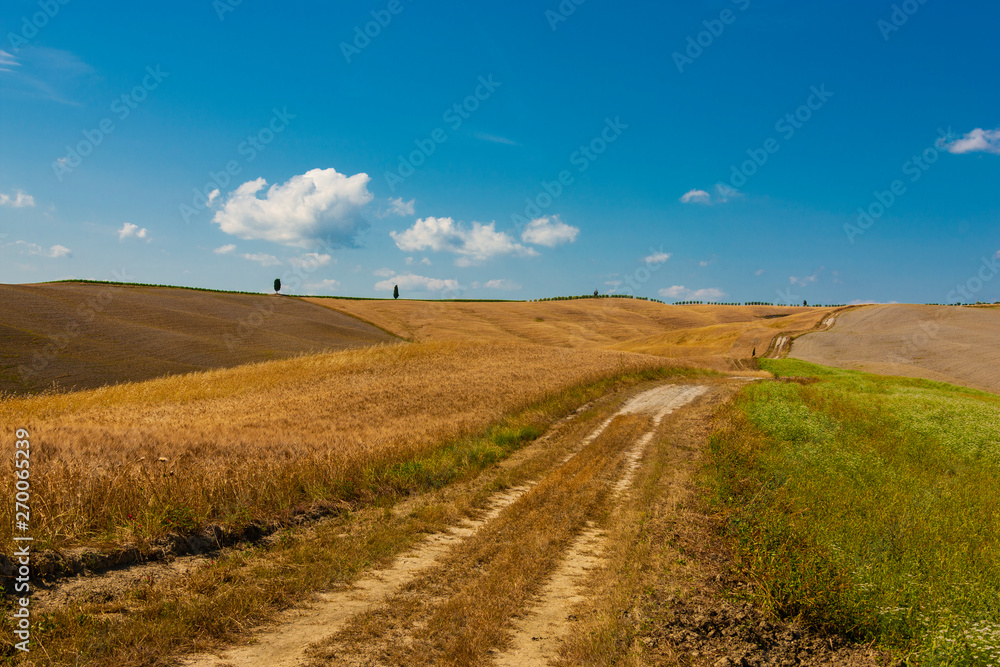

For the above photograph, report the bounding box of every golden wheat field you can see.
[303,297,833,366]
[0,339,693,551]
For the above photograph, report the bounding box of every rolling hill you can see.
[303,297,834,368]
[0,282,399,394]
[788,304,1000,394]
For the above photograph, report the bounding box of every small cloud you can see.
[939,128,1000,155]
[995,250,1000,259]
[680,189,711,205]
[521,215,579,247]
[658,285,727,300]
[13,241,71,258]
[713,183,741,203]
[644,251,672,264]
[213,244,237,255]
[375,273,460,294]
[474,132,519,146]
[789,268,823,287]
[0,189,35,207]
[387,197,415,217]
[1,47,96,105]
[404,256,432,266]
[605,280,623,287]
[482,279,521,290]
[0,49,20,72]
[242,252,282,267]
[118,222,149,241]
[208,188,220,205]
[304,278,341,291]
[681,184,742,205]
[373,267,395,277]
[754,269,765,276]
[288,253,332,269]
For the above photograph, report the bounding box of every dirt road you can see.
[181,384,705,667]
[177,381,887,667]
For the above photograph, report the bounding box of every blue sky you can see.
[1,0,998,304]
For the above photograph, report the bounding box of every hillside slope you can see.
[789,304,1000,394]
[1,282,399,394]
[304,297,833,367]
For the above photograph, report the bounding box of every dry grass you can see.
[306,413,653,667]
[552,387,730,666]
[0,369,667,666]
[0,340,693,552]
[304,298,833,366]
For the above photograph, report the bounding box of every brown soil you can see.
[789,304,1000,394]
[0,282,399,395]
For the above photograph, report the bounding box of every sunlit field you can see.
[0,340,699,551]
[305,296,834,367]
[709,359,1000,665]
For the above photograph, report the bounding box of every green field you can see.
[708,359,1000,665]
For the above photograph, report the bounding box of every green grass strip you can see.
[707,359,1000,666]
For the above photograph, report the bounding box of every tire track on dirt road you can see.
[493,385,707,667]
[181,383,707,667]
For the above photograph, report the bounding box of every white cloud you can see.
[699,260,710,267]
[375,273,460,293]
[644,251,672,264]
[713,183,741,203]
[754,269,766,276]
[373,267,395,277]
[391,216,537,266]
[0,49,20,72]
[789,269,823,287]
[521,215,579,247]
[658,285,727,300]
[940,128,1000,155]
[213,167,373,248]
[304,278,341,291]
[208,188,220,205]
[605,280,622,287]
[288,252,332,269]
[13,241,71,258]
[405,256,432,266]
[680,184,742,205]
[213,244,237,255]
[482,279,521,290]
[387,197,415,216]
[118,222,149,241]
[242,253,282,267]
[679,189,711,205]
[0,189,35,208]
[474,132,519,146]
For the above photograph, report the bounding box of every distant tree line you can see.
[529,294,665,304]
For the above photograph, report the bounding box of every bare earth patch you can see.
[790,303,1000,394]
